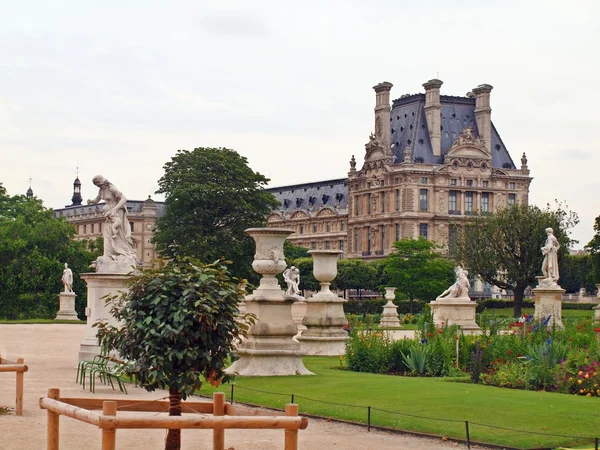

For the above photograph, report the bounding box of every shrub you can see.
[555,348,600,396]
[483,360,532,390]
[345,329,391,373]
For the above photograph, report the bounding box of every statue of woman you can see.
[541,227,560,281]
[88,175,137,272]
[61,263,73,292]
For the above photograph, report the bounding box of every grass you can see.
[0,318,85,324]
[481,308,594,319]
[199,356,600,449]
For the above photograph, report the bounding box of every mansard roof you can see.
[390,94,515,169]
[54,200,166,218]
[266,178,348,214]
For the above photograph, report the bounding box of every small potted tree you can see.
[95,257,253,450]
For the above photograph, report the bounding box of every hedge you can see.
[343,298,599,316]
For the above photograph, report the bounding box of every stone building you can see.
[53,177,164,268]
[266,79,532,259]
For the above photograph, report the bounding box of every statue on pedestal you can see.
[87,175,138,273]
[61,263,73,293]
[283,265,301,297]
[541,227,560,282]
[437,266,470,299]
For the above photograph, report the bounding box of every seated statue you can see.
[437,266,470,300]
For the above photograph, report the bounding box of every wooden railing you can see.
[39,388,308,450]
[0,354,28,415]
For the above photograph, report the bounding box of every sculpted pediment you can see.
[267,212,285,223]
[316,206,337,217]
[290,210,310,220]
[362,133,393,170]
[445,127,491,161]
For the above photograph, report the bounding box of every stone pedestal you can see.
[380,287,401,328]
[55,292,79,321]
[430,297,479,330]
[594,304,600,322]
[533,276,564,328]
[297,250,348,356]
[78,273,129,362]
[226,228,312,376]
[291,300,307,337]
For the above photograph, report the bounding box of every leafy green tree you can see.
[0,191,98,319]
[95,258,252,450]
[336,259,377,298]
[455,203,577,317]
[585,216,600,284]
[284,241,309,264]
[385,239,455,312]
[293,257,320,292]
[559,254,595,293]
[154,147,279,280]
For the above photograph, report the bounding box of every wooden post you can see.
[47,388,60,450]
[284,404,299,450]
[102,401,117,450]
[16,358,24,416]
[212,392,225,450]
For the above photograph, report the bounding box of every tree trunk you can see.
[513,284,526,318]
[165,387,181,450]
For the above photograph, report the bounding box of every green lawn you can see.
[199,356,600,449]
[0,319,85,324]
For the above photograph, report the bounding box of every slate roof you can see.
[266,179,348,213]
[54,200,166,218]
[390,94,516,168]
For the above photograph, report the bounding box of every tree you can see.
[95,258,252,450]
[559,254,595,293]
[336,259,377,298]
[455,203,577,317]
[293,257,320,292]
[585,215,600,284]
[284,240,309,264]
[0,191,99,319]
[154,147,279,280]
[384,239,455,312]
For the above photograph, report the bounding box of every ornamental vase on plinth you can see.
[297,250,348,356]
[380,287,401,328]
[226,228,312,376]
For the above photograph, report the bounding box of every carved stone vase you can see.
[297,250,348,355]
[380,287,401,328]
[226,228,312,376]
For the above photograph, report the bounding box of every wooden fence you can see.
[39,388,308,450]
[0,354,28,415]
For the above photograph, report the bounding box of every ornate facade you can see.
[267,79,532,259]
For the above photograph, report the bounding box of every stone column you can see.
[226,228,312,376]
[533,276,564,329]
[298,250,348,356]
[380,287,401,328]
[79,273,129,361]
[55,292,79,321]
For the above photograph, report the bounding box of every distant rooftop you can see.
[266,178,348,213]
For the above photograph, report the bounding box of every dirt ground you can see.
[0,324,479,449]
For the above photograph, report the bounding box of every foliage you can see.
[153,147,279,281]
[343,299,427,315]
[345,329,390,373]
[585,215,600,283]
[384,238,455,312]
[401,345,427,375]
[455,203,578,317]
[0,191,99,319]
[283,241,309,264]
[555,348,600,397]
[560,253,595,293]
[95,257,253,450]
[336,259,377,293]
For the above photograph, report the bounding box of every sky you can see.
[1,0,599,248]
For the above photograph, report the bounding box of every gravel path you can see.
[0,324,476,450]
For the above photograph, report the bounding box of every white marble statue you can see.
[437,266,470,299]
[283,265,301,297]
[541,227,560,281]
[87,175,137,273]
[61,263,73,293]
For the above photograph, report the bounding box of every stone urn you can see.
[297,250,348,355]
[225,228,312,376]
[380,287,401,328]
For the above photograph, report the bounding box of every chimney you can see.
[472,84,493,153]
[422,79,443,156]
[373,82,393,152]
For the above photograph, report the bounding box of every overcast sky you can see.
[1,0,598,248]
